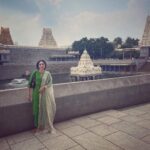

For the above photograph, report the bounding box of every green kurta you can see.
[28,70,42,127]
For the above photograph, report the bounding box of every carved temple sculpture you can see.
[0,27,14,45]
[70,49,102,81]
[39,28,57,48]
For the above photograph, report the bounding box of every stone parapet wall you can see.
[0,62,77,80]
[0,74,150,137]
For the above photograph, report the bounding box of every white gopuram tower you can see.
[141,16,150,47]
[140,16,150,58]
[39,28,57,48]
[70,49,102,81]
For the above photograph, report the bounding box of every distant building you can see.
[39,28,57,48]
[0,49,10,64]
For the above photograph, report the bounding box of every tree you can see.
[72,37,114,59]
[72,37,88,55]
[113,37,122,48]
[122,37,139,48]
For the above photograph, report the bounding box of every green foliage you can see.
[113,37,122,48]
[72,36,140,59]
[72,37,114,59]
[122,37,139,48]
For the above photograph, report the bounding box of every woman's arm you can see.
[45,72,52,88]
[28,71,35,101]
[28,88,32,101]
[39,71,52,93]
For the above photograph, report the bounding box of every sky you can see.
[0,0,149,47]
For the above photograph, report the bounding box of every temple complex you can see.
[0,27,14,45]
[70,49,102,81]
[39,28,57,48]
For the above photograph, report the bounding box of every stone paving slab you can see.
[121,108,146,116]
[10,137,45,150]
[0,138,10,150]
[136,120,150,130]
[43,135,77,150]
[105,131,150,150]
[142,135,150,144]
[61,125,88,137]
[87,109,127,119]
[133,103,150,112]
[71,117,101,128]
[138,113,150,120]
[89,124,118,137]
[35,129,63,142]
[111,121,150,139]
[97,116,121,125]
[6,131,34,145]
[73,132,123,150]
[54,120,77,130]
[120,115,145,123]
[87,111,109,119]
[67,145,86,150]
[0,102,150,150]
[104,110,128,118]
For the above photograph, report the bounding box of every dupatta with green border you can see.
[38,71,56,131]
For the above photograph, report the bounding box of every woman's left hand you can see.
[39,86,46,93]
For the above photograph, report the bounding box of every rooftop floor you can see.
[1,103,150,150]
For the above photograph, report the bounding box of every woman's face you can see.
[38,61,45,71]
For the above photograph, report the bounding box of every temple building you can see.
[0,27,13,64]
[0,27,14,45]
[141,16,150,47]
[0,49,10,65]
[140,16,150,58]
[39,28,57,48]
[70,49,102,81]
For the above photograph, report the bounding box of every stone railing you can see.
[0,74,150,137]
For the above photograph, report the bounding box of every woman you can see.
[28,60,56,133]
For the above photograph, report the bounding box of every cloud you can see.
[35,0,63,7]
[0,0,39,14]
[0,0,149,46]
[54,0,150,46]
[49,0,63,5]
[0,8,42,46]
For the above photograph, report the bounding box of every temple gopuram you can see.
[70,49,102,81]
[0,27,13,64]
[141,16,150,47]
[140,16,150,58]
[39,28,57,48]
[0,27,14,45]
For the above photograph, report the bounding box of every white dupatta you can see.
[38,71,56,131]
